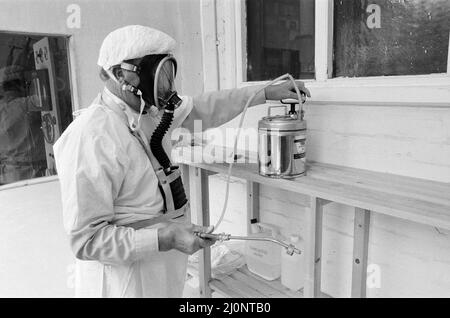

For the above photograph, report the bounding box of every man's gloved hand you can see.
[264,80,311,102]
[158,222,217,255]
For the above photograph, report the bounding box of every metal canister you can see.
[258,104,307,178]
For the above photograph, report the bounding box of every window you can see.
[333,0,450,77]
[0,32,73,185]
[246,0,315,81]
[202,0,450,105]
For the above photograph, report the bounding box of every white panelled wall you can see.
[306,105,450,182]
[205,101,450,297]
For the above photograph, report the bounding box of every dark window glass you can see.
[0,32,73,185]
[333,0,450,77]
[246,0,315,81]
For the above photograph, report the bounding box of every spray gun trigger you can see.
[195,232,230,242]
[206,225,214,234]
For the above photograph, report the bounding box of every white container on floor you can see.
[245,223,282,281]
[281,235,305,291]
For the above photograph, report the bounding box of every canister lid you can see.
[258,114,306,131]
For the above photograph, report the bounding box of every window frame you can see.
[0,30,79,188]
[200,0,450,107]
[67,35,81,112]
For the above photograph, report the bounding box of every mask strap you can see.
[120,62,140,74]
[132,90,146,131]
[122,83,141,96]
[105,68,146,132]
[105,68,142,97]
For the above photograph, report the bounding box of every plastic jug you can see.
[245,222,282,281]
[281,235,305,291]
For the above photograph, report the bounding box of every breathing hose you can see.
[150,92,188,210]
[150,103,175,171]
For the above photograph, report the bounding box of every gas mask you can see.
[106,54,182,131]
[137,54,179,109]
[119,54,181,110]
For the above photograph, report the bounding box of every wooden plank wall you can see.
[206,104,450,297]
[305,105,450,183]
[212,104,450,183]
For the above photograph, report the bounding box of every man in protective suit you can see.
[54,25,310,297]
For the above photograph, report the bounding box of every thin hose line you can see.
[213,73,303,231]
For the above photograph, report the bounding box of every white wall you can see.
[0,0,204,108]
[0,180,74,297]
[172,0,205,97]
[305,104,450,183]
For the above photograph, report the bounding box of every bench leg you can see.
[246,182,260,234]
[351,208,371,298]
[304,197,324,298]
[189,167,212,298]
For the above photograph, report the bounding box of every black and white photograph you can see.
[0,0,449,303]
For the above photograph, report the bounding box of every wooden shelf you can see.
[182,147,450,298]
[209,266,303,298]
[181,159,450,231]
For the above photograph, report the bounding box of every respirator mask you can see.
[119,54,181,110]
[137,54,181,110]
[107,54,182,131]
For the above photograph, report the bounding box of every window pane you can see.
[333,0,450,77]
[246,0,315,81]
[0,33,73,185]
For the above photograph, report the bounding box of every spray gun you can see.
[195,232,301,256]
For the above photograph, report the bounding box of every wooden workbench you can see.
[179,151,450,298]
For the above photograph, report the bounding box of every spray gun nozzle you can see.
[195,232,302,256]
[286,244,301,256]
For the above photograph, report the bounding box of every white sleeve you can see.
[54,120,159,266]
[182,85,266,132]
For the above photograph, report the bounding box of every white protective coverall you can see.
[53,85,265,297]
